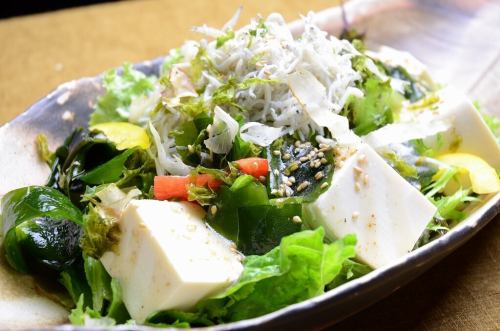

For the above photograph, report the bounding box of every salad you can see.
[1,10,500,327]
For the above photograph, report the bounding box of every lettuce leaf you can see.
[89,64,157,126]
[145,228,357,326]
[69,259,130,326]
[343,56,403,135]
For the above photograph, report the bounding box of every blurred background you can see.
[0,0,339,125]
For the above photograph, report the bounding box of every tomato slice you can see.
[234,157,269,178]
[154,174,222,201]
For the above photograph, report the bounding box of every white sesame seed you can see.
[355,182,361,192]
[363,174,369,185]
[320,158,328,165]
[300,156,309,162]
[292,216,302,224]
[320,182,329,189]
[317,152,324,158]
[289,162,299,172]
[314,160,321,168]
[314,172,324,180]
[295,140,301,147]
[296,181,310,192]
[353,166,363,176]
[283,153,291,160]
[273,150,281,156]
[187,144,195,153]
[271,189,278,195]
[286,180,293,187]
[273,169,280,176]
[352,211,359,220]
[319,143,329,149]
[314,148,319,153]
[210,205,218,215]
[289,176,296,184]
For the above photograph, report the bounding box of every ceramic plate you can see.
[0,0,499,329]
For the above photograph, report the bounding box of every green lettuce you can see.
[343,56,403,135]
[146,228,357,326]
[80,205,120,259]
[69,258,130,326]
[89,64,157,126]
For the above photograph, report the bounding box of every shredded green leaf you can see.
[89,64,157,126]
[80,205,120,259]
[216,30,235,48]
[382,150,418,179]
[35,134,55,165]
[343,56,403,135]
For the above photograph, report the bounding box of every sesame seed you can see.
[363,174,369,185]
[314,148,319,153]
[314,172,324,180]
[210,205,218,215]
[353,166,363,176]
[321,182,329,189]
[187,144,195,153]
[285,189,292,197]
[317,152,324,158]
[314,160,321,168]
[292,216,302,224]
[296,181,310,192]
[300,156,309,162]
[273,169,280,176]
[271,189,278,195]
[320,158,328,165]
[278,188,285,197]
[309,161,315,168]
[273,150,281,156]
[289,162,299,172]
[352,211,359,220]
[295,140,301,147]
[355,182,361,192]
[283,153,291,160]
[309,150,316,157]
[286,180,293,187]
[319,143,329,149]
[289,176,296,184]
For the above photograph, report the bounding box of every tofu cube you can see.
[404,88,500,168]
[303,144,437,269]
[100,200,243,323]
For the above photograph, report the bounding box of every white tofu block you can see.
[402,88,500,168]
[101,200,243,323]
[303,144,437,269]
